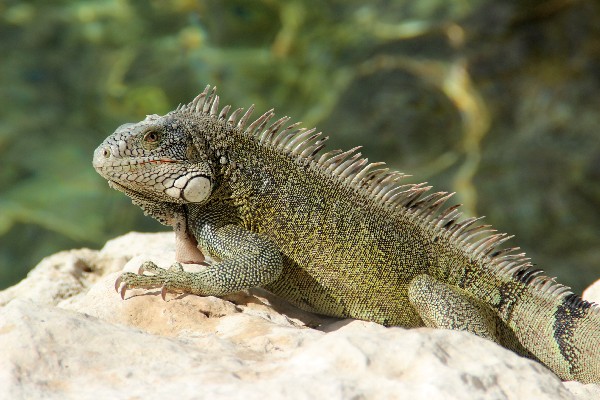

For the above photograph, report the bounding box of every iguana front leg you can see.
[116,217,284,298]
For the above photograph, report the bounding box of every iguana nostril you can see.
[103,148,111,158]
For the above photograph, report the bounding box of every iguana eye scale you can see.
[144,131,160,142]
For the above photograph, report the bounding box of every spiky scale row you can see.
[174,85,599,317]
[227,108,244,125]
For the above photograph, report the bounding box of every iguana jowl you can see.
[93,85,600,383]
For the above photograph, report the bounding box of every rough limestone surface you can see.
[0,232,599,400]
[583,279,600,306]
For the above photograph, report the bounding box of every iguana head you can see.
[93,112,215,205]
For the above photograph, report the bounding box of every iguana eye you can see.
[143,131,160,143]
[141,130,161,150]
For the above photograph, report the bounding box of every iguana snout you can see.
[93,114,214,204]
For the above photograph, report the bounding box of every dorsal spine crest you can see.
[174,85,598,314]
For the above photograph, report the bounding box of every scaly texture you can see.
[93,85,600,383]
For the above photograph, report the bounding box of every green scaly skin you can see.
[93,86,600,383]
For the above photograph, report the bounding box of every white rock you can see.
[583,278,600,304]
[99,231,175,261]
[0,249,97,307]
[0,232,598,400]
[0,232,173,307]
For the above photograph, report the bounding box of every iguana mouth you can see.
[118,157,181,166]
[141,158,180,164]
[95,157,182,170]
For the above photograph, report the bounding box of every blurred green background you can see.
[1,0,599,293]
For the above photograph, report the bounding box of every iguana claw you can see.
[120,282,128,300]
[113,274,130,299]
[114,272,138,299]
[113,262,188,300]
[138,261,165,275]
[114,275,122,293]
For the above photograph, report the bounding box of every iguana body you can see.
[93,86,600,383]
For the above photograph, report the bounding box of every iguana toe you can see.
[115,263,198,300]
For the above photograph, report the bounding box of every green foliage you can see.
[1,0,599,291]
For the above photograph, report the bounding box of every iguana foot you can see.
[115,261,193,300]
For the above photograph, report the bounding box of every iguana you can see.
[93,85,600,384]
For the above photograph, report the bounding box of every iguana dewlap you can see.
[93,86,600,384]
